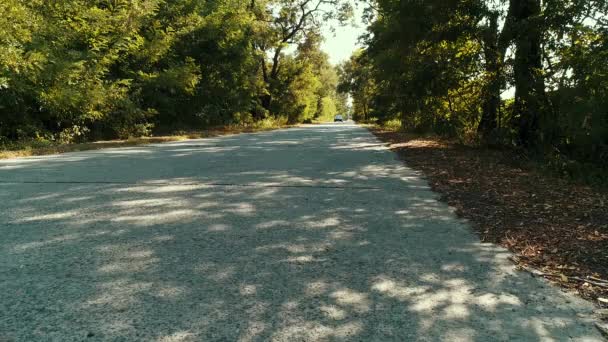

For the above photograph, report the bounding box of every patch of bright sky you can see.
[321,3,366,66]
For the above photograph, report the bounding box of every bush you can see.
[58,125,90,144]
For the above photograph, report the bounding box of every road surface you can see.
[0,123,603,341]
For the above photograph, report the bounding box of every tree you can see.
[338,50,376,122]
[250,0,351,115]
[0,0,347,143]
[343,0,607,167]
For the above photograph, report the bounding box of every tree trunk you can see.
[400,98,410,131]
[478,13,501,143]
[512,0,545,147]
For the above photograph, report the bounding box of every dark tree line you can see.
[339,0,608,173]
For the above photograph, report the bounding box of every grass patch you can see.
[379,118,402,131]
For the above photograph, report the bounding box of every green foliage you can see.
[317,97,338,122]
[0,0,345,143]
[339,0,607,176]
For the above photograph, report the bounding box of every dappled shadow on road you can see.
[0,126,422,189]
[0,125,601,341]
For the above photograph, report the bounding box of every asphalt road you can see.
[0,123,603,341]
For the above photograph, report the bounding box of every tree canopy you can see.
[339,0,607,172]
[0,0,348,143]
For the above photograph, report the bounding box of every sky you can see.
[320,5,367,66]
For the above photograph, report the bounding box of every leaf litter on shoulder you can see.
[371,128,608,306]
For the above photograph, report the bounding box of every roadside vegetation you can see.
[338,0,608,186]
[0,0,349,152]
[0,118,291,159]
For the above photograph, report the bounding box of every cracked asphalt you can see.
[0,123,603,341]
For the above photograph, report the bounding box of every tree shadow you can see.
[0,124,602,341]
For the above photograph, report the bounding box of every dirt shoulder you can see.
[0,125,291,160]
[371,128,608,305]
